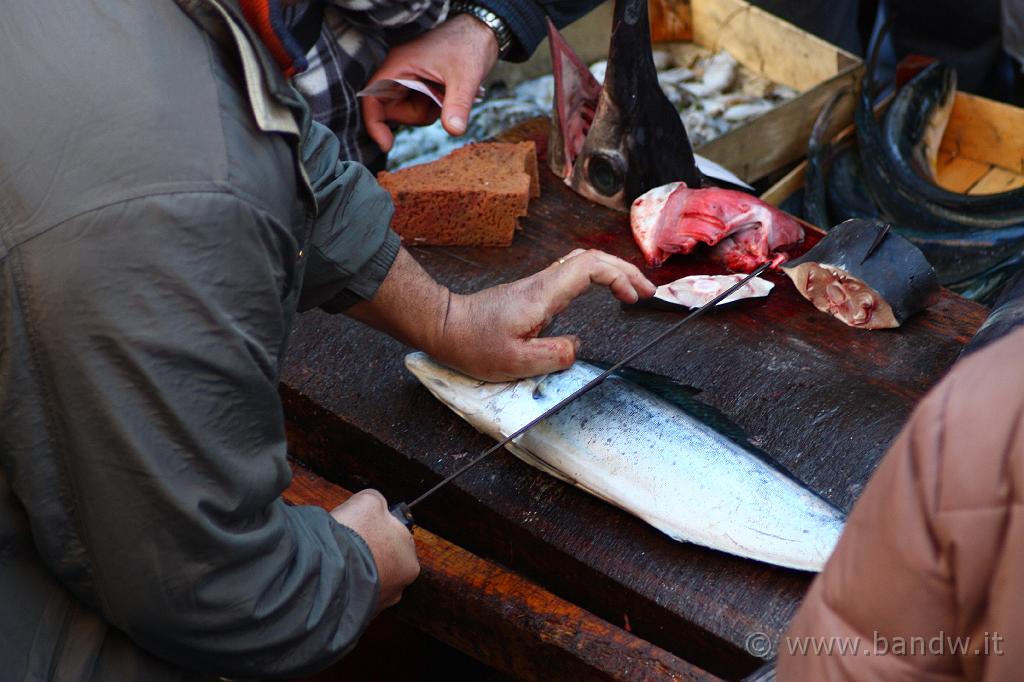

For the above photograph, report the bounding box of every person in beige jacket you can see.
[777,324,1023,680]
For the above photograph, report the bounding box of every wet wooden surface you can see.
[281,118,987,679]
[285,462,722,682]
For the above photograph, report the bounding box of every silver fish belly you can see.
[405,353,844,572]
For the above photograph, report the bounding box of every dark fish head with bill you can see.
[548,0,703,211]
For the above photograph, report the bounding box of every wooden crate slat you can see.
[690,0,858,91]
[934,150,993,194]
[760,160,807,208]
[697,69,860,183]
[967,165,1024,195]
[940,92,1024,175]
[650,0,693,42]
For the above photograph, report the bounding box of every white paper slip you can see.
[357,79,444,107]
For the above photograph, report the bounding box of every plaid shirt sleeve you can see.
[327,0,449,40]
[287,1,449,170]
[289,0,604,168]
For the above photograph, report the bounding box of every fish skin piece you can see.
[694,154,754,191]
[804,90,848,231]
[405,352,845,572]
[631,183,804,271]
[655,273,774,308]
[856,33,1024,232]
[783,219,940,329]
[947,252,1024,305]
[959,269,1024,357]
[881,62,1024,213]
[547,20,603,182]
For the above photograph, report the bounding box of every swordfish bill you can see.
[548,0,703,210]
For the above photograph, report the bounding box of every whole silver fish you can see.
[405,353,845,572]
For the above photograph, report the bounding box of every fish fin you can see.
[547,18,602,179]
[589,361,760,448]
[624,374,758,448]
[587,361,763,448]
[587,361,702,400]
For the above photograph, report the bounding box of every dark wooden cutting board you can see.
[281,118,986,678]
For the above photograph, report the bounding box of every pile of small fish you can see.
[387,46,796,172]
[800,35,1024,303]
[660,44,799,147]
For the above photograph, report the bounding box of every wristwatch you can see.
[449,1,514,59]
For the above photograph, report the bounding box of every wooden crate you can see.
[760,91,1024,222]
[656,0,863,183]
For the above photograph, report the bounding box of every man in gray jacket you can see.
[0,0,652,679]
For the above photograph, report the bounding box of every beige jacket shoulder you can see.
[778,326,1024,681]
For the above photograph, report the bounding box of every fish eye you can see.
[586,153,625,197]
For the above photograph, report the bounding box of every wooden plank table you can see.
[281,118,987,679]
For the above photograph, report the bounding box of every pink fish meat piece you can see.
[631,183,693,261]
[631,183,804,271]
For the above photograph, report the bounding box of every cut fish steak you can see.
[782,219,939,329]
[631,182,804,271]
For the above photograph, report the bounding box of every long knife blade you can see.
[391,262,772,527]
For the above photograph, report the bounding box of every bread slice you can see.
[378,141,540,247]
[445,141,541,199]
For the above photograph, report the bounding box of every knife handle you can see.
[389,501,415,531]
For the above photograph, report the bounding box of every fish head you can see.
[405,352,515,403]
[405,353,601,437]
[404,353,531,438]
[548,0,702,212]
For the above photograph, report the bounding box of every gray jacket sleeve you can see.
[299,119,402,312]
[18,190,379,677]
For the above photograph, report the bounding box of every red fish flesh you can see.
[631,182,804,271]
